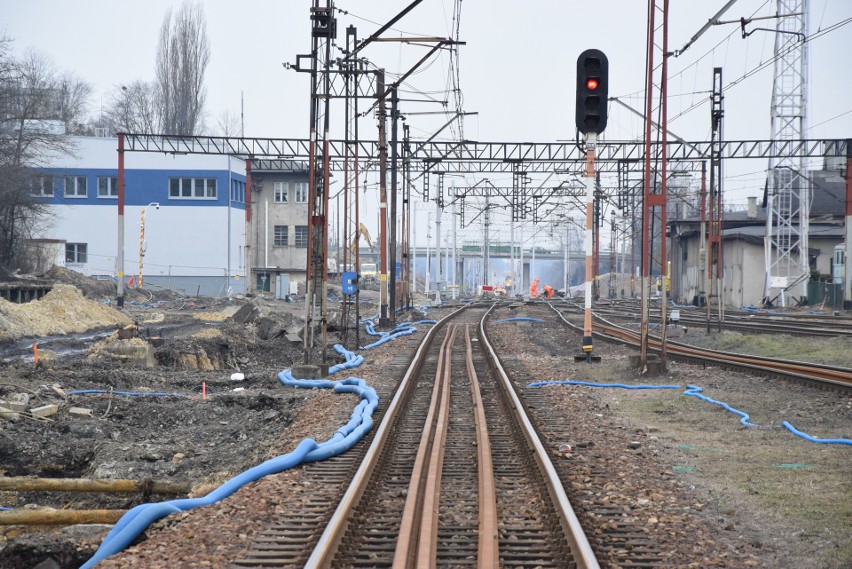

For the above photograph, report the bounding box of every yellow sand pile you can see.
[0,284,132,341]
[193,305,241,322]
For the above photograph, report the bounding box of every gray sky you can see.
[4,0,851,244]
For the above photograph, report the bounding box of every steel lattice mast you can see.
[303,0,335,366]
[764,0,809,307]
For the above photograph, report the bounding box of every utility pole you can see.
[452,198,458,300]
[434,197,442,304]
[389,86,399,321]
[377,70,390,326]
[564,224,569,297]
[582,135,597,357]
[482,196,488,288]
[116,133,126,308]
[609,210,616,298]
[700,161,708,317]
[302,0,335,370]
[846,139,852,308]
[709,68,724,331]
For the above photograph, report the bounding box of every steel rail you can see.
[479,304,601,569]
[550,302,852,389]
[398,324,456,568]
[581,302,852,337]
[303,304,467,569]
[465,325,500,568]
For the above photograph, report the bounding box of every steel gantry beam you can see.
[120,133,846,172]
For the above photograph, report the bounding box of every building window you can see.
[294,182,308,203]
[274,181,289,203]
[294,225,309,247]
[274,225,289,246]
[64,176,87,198]
[230,179,245,203]
[98,176,118,198]
[66,243,87,263]
[168,177,217,199]
[30,175,53,197]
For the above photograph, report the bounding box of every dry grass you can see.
[600,360,852,569]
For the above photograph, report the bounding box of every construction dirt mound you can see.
[0,269,312,568]
[0,285,133,342]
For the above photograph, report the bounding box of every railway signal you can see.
[575,49,608,362]
[575,49,609,135]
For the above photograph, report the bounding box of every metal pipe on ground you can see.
[0,477,190,495]
[0,509,126,525]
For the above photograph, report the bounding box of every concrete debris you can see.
[88,335,156,368]
[0,405,20,421]
[68,407,93,417]
[117,324,138,340]
[30,404,59,419]
[10,393,30,406]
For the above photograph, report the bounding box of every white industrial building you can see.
[35,136,250,297]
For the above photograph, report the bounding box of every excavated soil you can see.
[0,272,367,568]
[0,283,850,568]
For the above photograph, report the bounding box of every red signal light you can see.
[586,78,599,90]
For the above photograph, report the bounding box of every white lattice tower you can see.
[764,0,809,306]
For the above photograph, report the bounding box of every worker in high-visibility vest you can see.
[530,278,540,299]
[543,284,554,299]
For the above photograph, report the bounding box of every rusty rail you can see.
[393,325,457,567]
[465,325,499,568]
[303,304,468,569]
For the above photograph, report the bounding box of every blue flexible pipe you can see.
[529,380,680,389]
[530,381,851,445]
[493,317,545,323]
[67,390,189,398]
[359,319,434,349]
[683,384,760,427]
[82,345,378,568]
[782,421,852,445]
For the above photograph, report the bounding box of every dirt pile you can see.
[0,285,132,341]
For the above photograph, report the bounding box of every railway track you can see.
[305,304,596,568]
[572,298,852,337]
[550,302,852,390]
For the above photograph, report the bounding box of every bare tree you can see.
[155,2,210,135]
[0,165,54,275]
[212,109,241,137]
[0,43,85,275]
[56,71,93,134]
[102,80,160,134]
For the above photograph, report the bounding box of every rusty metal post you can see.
[377,70,390,326]
[582,134,597,357]
[116,133,125,308]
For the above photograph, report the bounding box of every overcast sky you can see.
[4,0,851,246]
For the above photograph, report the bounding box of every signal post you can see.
[575,49,608,362]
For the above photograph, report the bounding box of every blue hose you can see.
[683,384,760,427]
[782,421,852,445]
[328,343,364,375]
[82,346,378,568]
[359,319,435,350]
[67,390,189,398]
[529,380,680,389]
[530,381,851,445]
[493,317,545,323]
[82,336,416,566]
